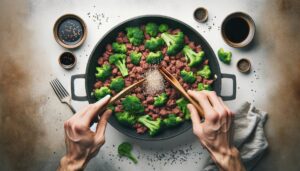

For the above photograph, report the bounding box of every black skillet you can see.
[70,15,236,141]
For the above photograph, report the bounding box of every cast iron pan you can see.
[71,15,236,141]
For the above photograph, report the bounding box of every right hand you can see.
[187,90,245,171]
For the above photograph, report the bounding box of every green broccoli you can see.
[176,98,191,120]
[146,51,163,64]
[180,70,196,84]
[197,65,211,79]
[158,24,169,33]
[125,27,144,46]
[153,93,168,107]
[218,48,232,64]
[94,86,111,100]
[112,42,127,54]
[95,64,112,81]
[118,142,138,164]
[182,45,204,67]
[110,77,125,92]
[138,115,162,136]
[107,104,115,112]
[129,51,142,65]
[109,54,128,77]
[163,114,183,127]
[197,83,213,91]
[122,95,144,114]
[145,22,159,37]
[115,112,136,126]
[145,37,164,51]
[161,32,184,56]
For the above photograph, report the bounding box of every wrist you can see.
[58,156,85,171]
[210,147,245,171]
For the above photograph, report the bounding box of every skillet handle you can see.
[71,74,88,101]
[219,73,236,101]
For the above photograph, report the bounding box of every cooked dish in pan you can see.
[92,22,214,136]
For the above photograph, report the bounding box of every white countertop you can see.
[5,0,295,170]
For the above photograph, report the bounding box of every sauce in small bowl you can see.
[59,52,77,70]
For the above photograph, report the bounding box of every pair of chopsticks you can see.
[158,66,204,118]
[97,66,204,121]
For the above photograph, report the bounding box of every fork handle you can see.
[66,103,76,114]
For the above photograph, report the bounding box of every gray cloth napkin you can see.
[203,102,268,171]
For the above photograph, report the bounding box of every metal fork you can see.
[50,78,76,113]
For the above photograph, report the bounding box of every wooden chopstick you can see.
[158,67,204,118]
[96,78,146,119]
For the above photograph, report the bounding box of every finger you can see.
[218,97,232,132]
[83,95,111,124]
[188,104,204,138]
[218,97,231,116]
[94,109,112,144]
[203,91,223,111]
[188,90,215,116]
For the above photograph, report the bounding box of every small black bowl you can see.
[193,7,208,23]
[59,52,77,70]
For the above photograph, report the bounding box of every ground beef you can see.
[93,26,214,134]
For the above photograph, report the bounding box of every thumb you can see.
[94,109,112,145]
[188,104,203,137]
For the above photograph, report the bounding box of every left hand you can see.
[58,95,112,171]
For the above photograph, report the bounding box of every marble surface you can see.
[0,0,300,171]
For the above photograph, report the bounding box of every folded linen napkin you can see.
[203,102,268,171]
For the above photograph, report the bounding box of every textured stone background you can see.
[0,0,299,171]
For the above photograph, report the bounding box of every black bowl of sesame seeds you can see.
[53,14,87,49]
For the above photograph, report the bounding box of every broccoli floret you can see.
[182,45,204,67]
[145,37,164,51]
[161,32,184,56]
[145,22,159,37]
[138,115,162,136]
[180,70,196,84]
[129,51,142,65]
[153,93,168,107]
[94,86,111,100]
[112,42,127,54]
[146,51,163,64]
[110,77,125,92]
[115,112,136,127]
[163,114,183,127]
[158,24,169,33]
[109,54,128,77]
[197,65,211,79]
[218,48,232,64]
[107,104,115,112]
[176,98,191,120]
[197,83,213,91]
[125,27,144,46]
[95,64,112,81]
[122,95,144,114]
[118,142,138,164]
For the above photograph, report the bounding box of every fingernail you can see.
[96,95,111,104]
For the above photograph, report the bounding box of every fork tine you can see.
[52,79,67,98]
[54,79,69,96]
[50,80,63,100]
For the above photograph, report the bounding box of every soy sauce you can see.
[60,52,75,65]
[224,17,249,43]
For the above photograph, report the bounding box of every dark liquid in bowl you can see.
[224,17,249,43]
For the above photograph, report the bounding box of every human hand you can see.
[58,95,112,171]
[187,90,245,171]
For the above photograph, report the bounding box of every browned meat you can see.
[94,81,102,89]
